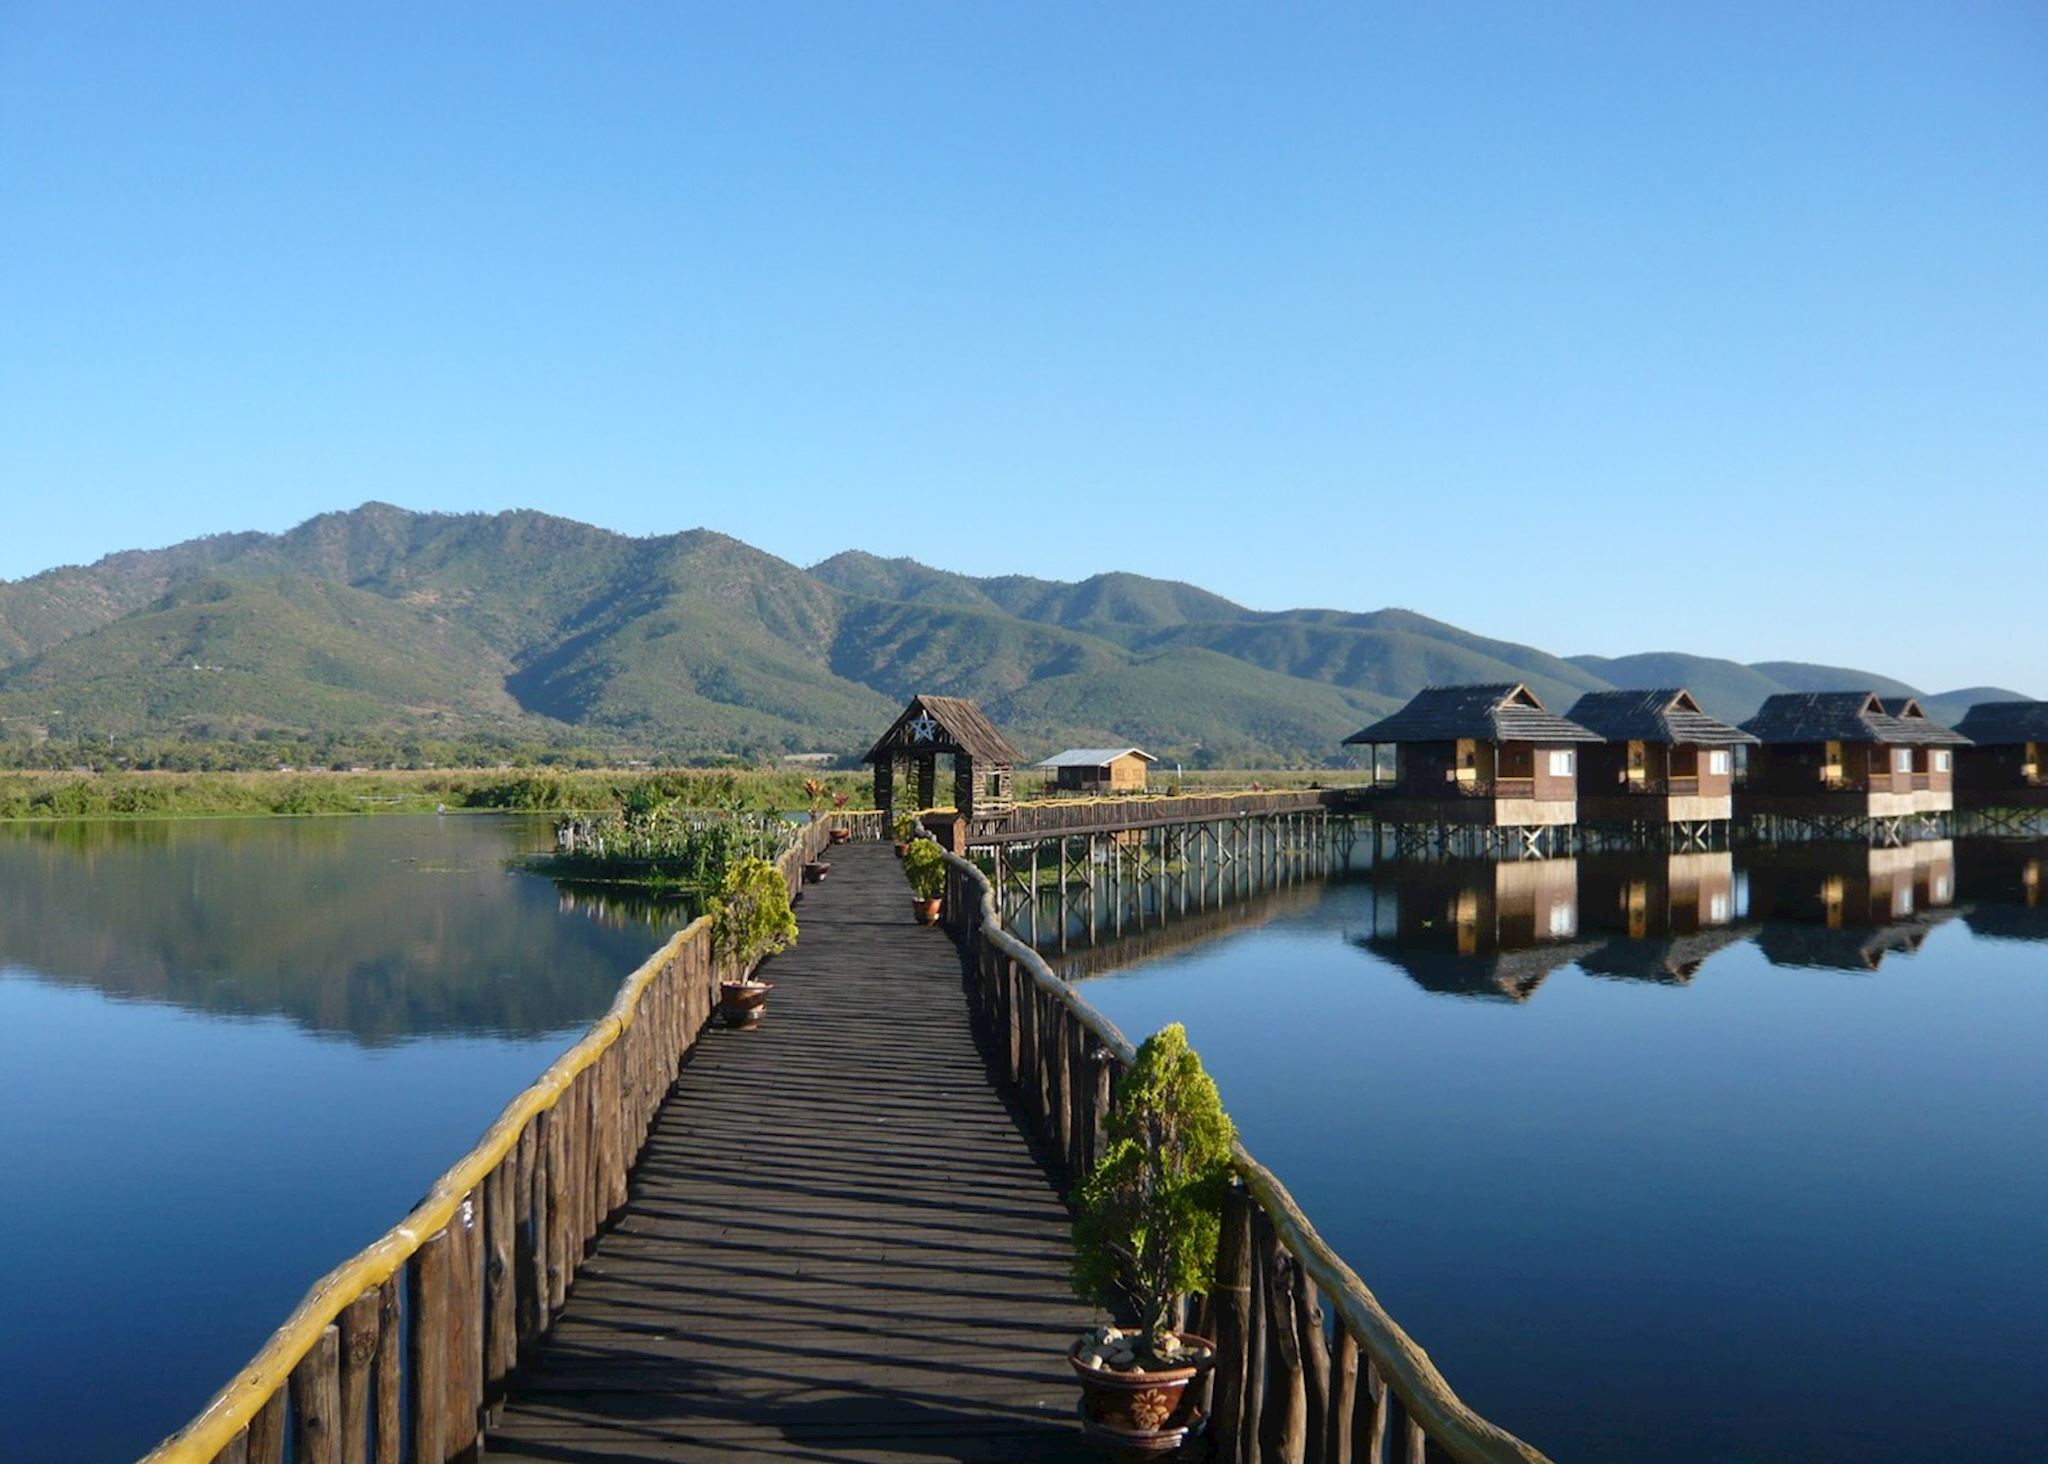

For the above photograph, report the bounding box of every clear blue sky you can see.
[3,3,2042,693]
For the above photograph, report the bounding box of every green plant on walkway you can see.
[1070,1023,1236,1361]
[902,838,948,901]
[707,855,798,980]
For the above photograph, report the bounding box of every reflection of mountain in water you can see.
[1954,840,2048,944]
[1744,842,1961,971]
[1350,859,1600,1002]
[0,817,684,1044]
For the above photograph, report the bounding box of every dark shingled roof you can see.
[1343,683,1603,747]
[1564,688,1758,747]
[862,694,1024,765]
[1739,692,1970,747]
[1953,700,2048,746]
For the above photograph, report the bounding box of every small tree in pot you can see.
[902,837,947,924]
[1069,1023,1236,1448]
[892,811,917,856]
[708,855,798,1027]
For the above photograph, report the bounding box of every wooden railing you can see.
[933,838,1551,1464]
[142,809,882,1464]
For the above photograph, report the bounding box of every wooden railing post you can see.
[408,1228,450,1464]
[1259,1221,1308,1464]
[288,1325,341,1464]
[337,1290,380,1463]
[1213,1181,1255,1457]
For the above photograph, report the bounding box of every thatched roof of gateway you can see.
[1343,683,1603,747]
[862,694,1024,766]
[1953,700,2048,746]
[1740,692,1970,747]
[1564,689,1758,747]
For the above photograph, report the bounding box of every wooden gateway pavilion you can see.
[1564,688,1757,848]
[1737,692,1970,843]
[1345,683,1604,857]
[1952,700,2048,835]
[863,694,1022,847]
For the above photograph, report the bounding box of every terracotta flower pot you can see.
[893,841,909,857]
[1070,1332,1213,1443]
[716,979,773,1028]
[912,896,943,925]
[828,827,850,845]
[803,860,830,883]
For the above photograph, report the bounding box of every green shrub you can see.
[1071,1024,1236,1357]
[902,838,948,901]
[707,855,798,980]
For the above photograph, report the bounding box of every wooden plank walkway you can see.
[487,842,1097,1462]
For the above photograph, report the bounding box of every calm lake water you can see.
[0,815,691,1464]
[1066,839,2048,1464]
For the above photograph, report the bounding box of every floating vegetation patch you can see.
[529,799,798,898]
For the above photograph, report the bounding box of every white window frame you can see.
[1894,749,1913,773]
[1547,750,1574,778]
[1934,750,1950,773]
[1708,750,1730,776]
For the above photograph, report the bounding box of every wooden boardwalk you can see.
[487,842,1097,1463]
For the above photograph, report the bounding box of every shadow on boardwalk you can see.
[488,842,1097,1462]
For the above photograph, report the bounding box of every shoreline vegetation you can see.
[0,767,1339,823]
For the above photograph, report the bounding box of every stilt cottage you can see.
[1951,700,2048,813]
[1564,688,1756,838]
[1345,683,1603,854]
[1737,692,1968,836]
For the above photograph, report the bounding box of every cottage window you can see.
[1708,750,1731,776]
[1894,749,1913,773]
[1934,751,1950,773]
[1547,902,1575,937]
[1547,750,1574,777]
[1709,893,1730,923]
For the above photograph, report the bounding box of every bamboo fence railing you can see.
[139,811,880,1464]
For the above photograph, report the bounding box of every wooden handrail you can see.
[143,808,883,1464]
[926,831,1552,1464]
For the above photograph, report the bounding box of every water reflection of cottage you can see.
[1954,838,2048,943]
[1576,851,1751,983]
[1351,858,1599,1001]
[1745,841,1960,971]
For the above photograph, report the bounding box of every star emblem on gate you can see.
[908,712,940,743]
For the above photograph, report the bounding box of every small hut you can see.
[862,694,1022,831]
[1344,684,1603,852]
[1951,700,2048,812]
[1737,692,1968,833]
[1565,688,1757,836]
[1036,747,1157,796]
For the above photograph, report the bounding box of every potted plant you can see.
[1069,1024,1236,1457]
[901,837,947,924]
[708,855,798,1028]
[801,780,832,882]
[891,811,917,857]
[828,791,852,844]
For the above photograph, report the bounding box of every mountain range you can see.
[0,504,2029,766]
